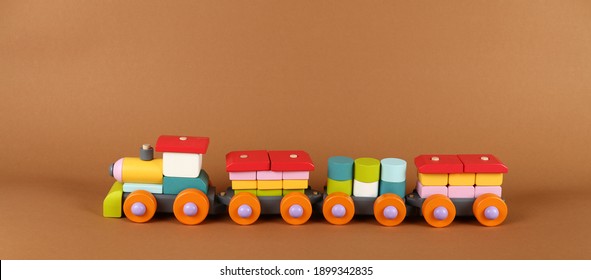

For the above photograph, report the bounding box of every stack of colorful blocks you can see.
[414,154,507,198]
[226,150,314,196]
[326,156,407,198]
[113,135,210,196]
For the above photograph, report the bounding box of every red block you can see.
[226,150,270,172]
[155,135,209,154]
[414,155,463,174]
[458,154,508,173]
[268,150,314,171]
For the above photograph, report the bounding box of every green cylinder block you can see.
[354,157,380,183]
[327,178,352,195]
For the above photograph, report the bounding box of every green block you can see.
[327,178,352,195]
[354,158,380,183]
[379,180,406,198]
[235,189,257,195]
[103,181,123,218]
[328,156,354,181]
[282,189,305,195]
[256,189,283,197]
[163,170,209,195]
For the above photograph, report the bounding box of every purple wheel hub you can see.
[433,206,448,220]
[383,206,398,220]
[331,204,346,218]
[183,202,198,217]
[131,202,146,216]
[484,206,500,220]
[289,204,304,218]
[238,204,253,218]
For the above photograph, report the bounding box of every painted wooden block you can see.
[282,171,310,180]
[414,155,463,174]
[282,189,305,195]
[475,173,503,186]
[448,186,475,198]
[155,135,209,154]
[162,170,209,195]
[353,180,379,197]
[235,189,257,196]
[418,173,448,186]
[328,156,354,181]
[122,183,163,194]
[354,158,380,183]
[257,180,282,190]
[256,170,283,180]
[416,181,447,198]
[327,178,352,195]
[256,189,283,197]
[229,171,257,180]
[225,150,270,172]
[231,180,257,190]
[114,157,163,184]
[458,154,508,173]
[282,179,308,189]
[103,181,123,218]
[380,158,407,183]
[268,150,314,171]
[475,186,502,197]
[378,180,406,198]
[448,173,475,186]
[163,152,202,178]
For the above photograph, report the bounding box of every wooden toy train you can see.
[103,135,508,227]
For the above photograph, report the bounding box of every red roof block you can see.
[155,135,209,154]
[414,155,463,174]
[458,154,508,173]
[226,150,270,172]
[268,150,314,171]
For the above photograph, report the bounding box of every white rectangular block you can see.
[416,181,447,198]
[353,180,379,197]
[229,171,257,180]
[282,171,310,180]
[256,170,283,180]
[123,183,163,194]
[163,152,202,178]
[448,186,475,198]
[475,186,502,198]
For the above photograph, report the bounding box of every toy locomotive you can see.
[103,135,508,227]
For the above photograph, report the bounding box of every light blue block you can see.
[123,183,163,194]
[380,158,407,182]
[379,180,406,198]
[163,170,209,195]
[328,156,354,181]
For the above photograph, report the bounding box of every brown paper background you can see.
[1,1,590,259]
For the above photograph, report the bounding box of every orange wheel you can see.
[322,192,355,225]
[228,192,261,225]
[373,194,406,226]
[123,190,157,223]
[173,188,210,225]
[280,192,312,225]
[473,193,508,226]
[422,194,456,228]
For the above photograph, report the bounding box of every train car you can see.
[319,156,411,226]
[102,135,225,225]
[217,150,322,225]
[405,154,508,227]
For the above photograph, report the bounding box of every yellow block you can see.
[448,173,475,186]
[418,173,448,186]
[122,158,163,184]
[257,180,282,190]
[232,180,257,190]
[256,189,283,196]
[103,182,123,218]
[283,189,305,195]
[476,173,503,186]
[235,189,257,195]
[282,179,308,189]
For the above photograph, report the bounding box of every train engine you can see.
[103,135,225,225]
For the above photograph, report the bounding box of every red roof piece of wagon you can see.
[226,150,270,172]
[457,154,508,173]
[414,154,463,174]
[268,150,314,171]
[155,135,210,154]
